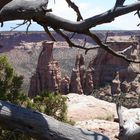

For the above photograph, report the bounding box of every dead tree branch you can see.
[0,0,12,10]
[116,103,140,140]
[85,30,140,63]
[43,26,56,41]
[65,0,83,21]
[10,20,32,33]
[54,29,100,53]
[1,1,140,32]
[116,103,124,131]
[0,100,109,140]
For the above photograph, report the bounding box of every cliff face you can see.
[90,36,140,95]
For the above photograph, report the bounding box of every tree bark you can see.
[0,100,109,140]
[1,0,140,32]
[0,0,11,10]
[116,103,140,140]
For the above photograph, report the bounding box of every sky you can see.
[0,0,140,31]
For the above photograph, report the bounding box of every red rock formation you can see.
[84,67,94,95]
[69,54,85,94]
[28,41,62,97]
[91,36,139,87]
[70,68,83,94]
[111,72,121,94]
[29,36,140,96]
[89,36,140,95]
[120,81,130,93]
[60,75,70,94]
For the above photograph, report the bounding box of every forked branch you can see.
[65,0,83,21]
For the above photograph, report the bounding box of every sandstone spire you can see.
[28,41,62,97]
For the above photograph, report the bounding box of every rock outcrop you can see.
[60,75,70,94]
[69,54,85,94]
[29,41,62,97]
[89,36,140,95]
[84,67,94,95]
[29,36,140,96]
[69,54,95,95]
[29,42,90,96]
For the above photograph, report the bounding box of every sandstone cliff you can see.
[89,36,140,95]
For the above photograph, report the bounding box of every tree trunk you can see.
[116,103,140,140]
[0,100,109,140]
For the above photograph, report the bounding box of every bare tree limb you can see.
[65,0,83,21]
[116,103,124,131]
[43,26,56,41]
[0,0,11,10]
[54,29,100,53]
[1,1,140,32]
[85,30,140,63]
[112,0,126,12]
[10,20,28,31]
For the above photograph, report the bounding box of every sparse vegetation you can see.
[0,55,71,140]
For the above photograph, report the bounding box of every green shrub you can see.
[27,91,68,122]
[0,56,28,105]
[0,56,71,140]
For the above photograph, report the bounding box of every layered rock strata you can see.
[29,36,140,96]
[89,36,140,95]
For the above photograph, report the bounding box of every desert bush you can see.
[27,91,68,122]
[0,56,70,140]
[0,55,28,105]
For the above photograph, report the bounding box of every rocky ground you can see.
[66,93,140,140]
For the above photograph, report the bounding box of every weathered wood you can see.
[116,103,140,140]
[0,0,11,10]
[0,100,109,140]
[0,0,140,32]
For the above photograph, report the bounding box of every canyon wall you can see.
[90,36,140,95]
[29,36,140,97]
